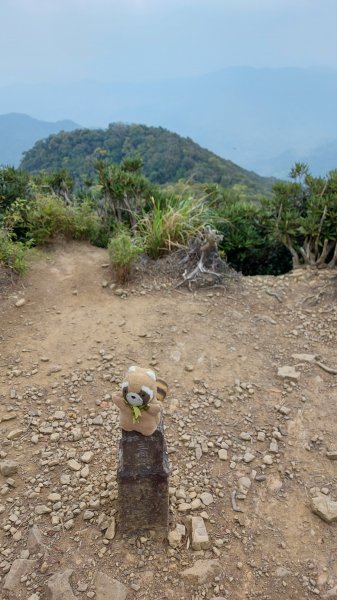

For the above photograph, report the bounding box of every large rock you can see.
[3,559,37,591]
[181,559,221,584]
[46,569,76,600]
[277,366,300,380]
[95,571,128,600]
[28,525,46,554]
[168,523,186,549]
[0,459,18,476]
[311,495,337,523]
[191,516,210,550]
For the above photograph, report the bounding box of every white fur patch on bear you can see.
[146,369,156,380]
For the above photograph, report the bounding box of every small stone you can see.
[80,451,94,464]
[326,450,337,460]
[67,459,81,471]
[239,432,251,441]
[269,440,279,453]
[92,415,103,426]
[185,365,194,372]
[95,571,128,600]
[0,460,18,476]
[7,429,24,440]
[83,510,95,520]
[263,455,273,465]
[48,365,62,375]
[238,477,251,495]
[291,353,316,363]
[80,465,90,478]
[35,504,52,515]
[181,559,221,584]
[279,406,291,415]
[277,366,300,380]
[191,498,202,510]
[218,449,228,461]
[71,427,82,441]
[311,495,337,523]
[48,492,61,502]
[105,518,116,540]
[243,452,255,463]
[168,523,186,548]
[15,298,26,307]
[257,431,266,442]
[46,569,76,600]
[200,492,214,506]
[60,473,71,485]
[191,516,210,550]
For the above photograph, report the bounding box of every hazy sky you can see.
[1,0,337,85]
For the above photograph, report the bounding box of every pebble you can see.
[200,492,214,506]
[67,459,81,471]
[218,449,228,461]
[15,298,26,307]
[105,518,116,540]
[263,455,274,465]
[35,504,52,515]
[80,451,94,463]
[168,523,186,548]
[311,495,337,523]
[7,429,24,440]
[243,452,255,463]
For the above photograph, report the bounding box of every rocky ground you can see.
[0,241,337,600]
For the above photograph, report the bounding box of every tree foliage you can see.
[20,123,274,196]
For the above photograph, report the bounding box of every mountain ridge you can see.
[0,113,80,167]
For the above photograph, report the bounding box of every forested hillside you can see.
[20,123,274,195]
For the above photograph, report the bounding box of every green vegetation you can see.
[108,226,143,284]
[20,123,274,197]
[1,160,336,279]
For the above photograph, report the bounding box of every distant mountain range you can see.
[0,113,80,167]
[1,67,337,177]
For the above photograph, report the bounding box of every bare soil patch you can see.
[0,241,337,600]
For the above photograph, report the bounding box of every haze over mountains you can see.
[1,67,337,178]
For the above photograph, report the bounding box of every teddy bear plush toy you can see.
[113,366,168,436]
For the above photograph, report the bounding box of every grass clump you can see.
[108,226,143,283]
[138,195,216,258]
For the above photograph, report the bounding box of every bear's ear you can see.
[128,366,137,373]
[146,369,156,381]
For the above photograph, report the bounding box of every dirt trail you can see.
[0,242,337,600]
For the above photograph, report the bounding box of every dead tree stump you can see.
[117,419,169,533]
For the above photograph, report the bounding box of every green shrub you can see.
[0,229,29,274]
[216,198,292,275]
[72,200,102,244]
[108,226,143,283]
[26,195,77,245]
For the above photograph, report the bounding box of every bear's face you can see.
[121,366,156,408]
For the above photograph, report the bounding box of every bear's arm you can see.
[147,403,162,416]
